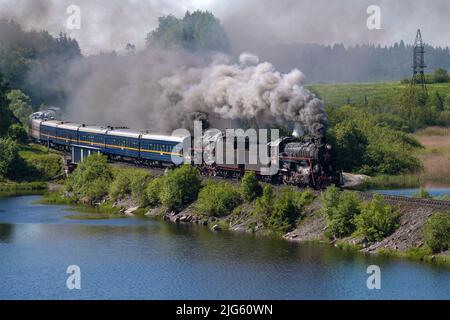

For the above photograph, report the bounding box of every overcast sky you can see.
[0,0,449,54]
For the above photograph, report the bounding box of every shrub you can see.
[7,124,27,143]
[129,170,151,205]
[413,188,432,199]
[24,153,63,180]
[0,137,20,179]
[355,194,400,242]
[424,213,450,253]
[159,165,201,211]
[322,186,361,238]
[66,154,113,203]
[110,168,151,205]
[252,185,274,219]
[195,181,242,217]
[145,177,163,207]
[241,172,262,202]
[109,170,132,201]
[265,188,313,234]
[433,68,449,83]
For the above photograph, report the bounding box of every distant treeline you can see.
[260,42,450,83]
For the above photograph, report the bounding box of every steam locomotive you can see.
[29,111,342,189]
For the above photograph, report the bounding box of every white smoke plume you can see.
[64,51,326,136]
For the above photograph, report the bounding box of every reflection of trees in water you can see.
[47,218,370,275]
[0,224,14,242]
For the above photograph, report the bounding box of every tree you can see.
[195,181,242,217]
[66,154,113,203]
[241,172,262,202]
[0,137,20,179]
[159,165,201,210]
[433,68,448,83]
[146,11,231,53]
[7,89,33,125]
[322,187,361,238]
[328,120,367,172]
[424,213,450,253]
[355,194,400,242]
[0,73,15,136]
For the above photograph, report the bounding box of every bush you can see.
[145,177,163,207]
[109,170,132,201]
[355,194,400,242]
[159,165,201,211]
[413,188,431,199]
[195,181,242,217]
[322,186,361,238]
[0,137,20,179]
[241,172,262,202]
[252,185,275,219]
[265,188,314,234]
[7,124,27,143]
[129,170,151,205]
[424,213,450,253]
[433,68,449,83]
[23,153,63,180]
[66,154,113,203]
[109,168,151,205]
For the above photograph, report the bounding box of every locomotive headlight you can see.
[326,144,332,150]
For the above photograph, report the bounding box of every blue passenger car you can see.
[40,120,63,145]
[54,122,81,146]
[140,133,189,164]
[105,129,141,158]
[77,125,108,151]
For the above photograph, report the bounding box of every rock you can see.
[211,224,221,231]
[124,206,139,216]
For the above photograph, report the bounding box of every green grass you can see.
[359,174,423,190]
[40,192,78,205]
[0,181,47,191]
[309,81,450,108]
[376,246,450,268]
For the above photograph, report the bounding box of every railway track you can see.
[358,191,450,210]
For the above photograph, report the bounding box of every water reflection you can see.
[0,195,449,300]
[0,224,14,242]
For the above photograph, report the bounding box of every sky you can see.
[0,0,449,54]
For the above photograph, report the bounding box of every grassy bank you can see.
[414,126,450,186]
[359,174,423,190]
[310,81,450,108]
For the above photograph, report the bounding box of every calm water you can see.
[0,196,449,300]
[372,188,450,198]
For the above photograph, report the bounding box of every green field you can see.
[309,81,450,107]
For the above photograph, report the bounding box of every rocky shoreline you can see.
[125,194,450,267]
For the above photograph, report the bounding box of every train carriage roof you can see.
[141,133,190,143]
[106,128,141,139]
[57,122,83,131]
[79,125,109,134]
[41,120,63,128]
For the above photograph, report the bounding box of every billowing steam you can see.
[64,51,326,137]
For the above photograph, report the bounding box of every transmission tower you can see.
[411,29,427,94]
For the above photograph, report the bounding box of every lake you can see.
[372,188,450,198]
[0,195,449,300]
